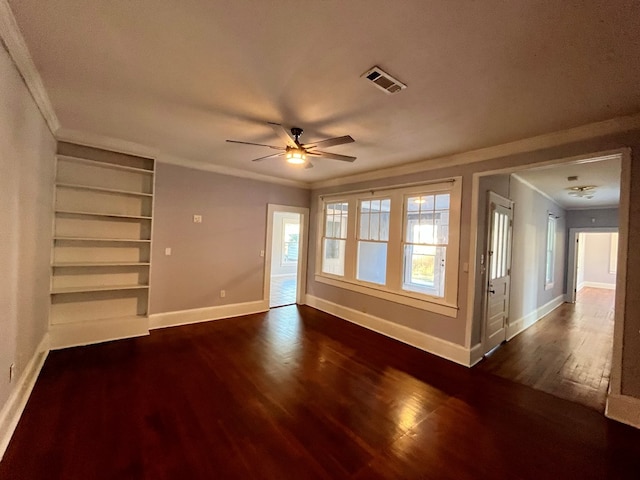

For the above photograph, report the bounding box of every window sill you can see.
[314,274,458,318]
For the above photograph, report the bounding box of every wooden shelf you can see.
[55,210,152,220]
[56,182,153,197]
[52,262,151,268]
[54,236,151,243]
[51,284,149,295]
[57,155,154,175]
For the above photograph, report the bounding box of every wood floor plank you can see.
[477,287,615,411]
[1,302,639,479]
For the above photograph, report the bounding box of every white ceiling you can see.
[514,155,621,209]
[7,0,640,184]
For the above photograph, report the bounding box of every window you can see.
[321,201,348,276]
[282,220,300,265]
[545,215,556,289]
[357,198,390,285]
[403,193,449,297]
[316,178,461,317]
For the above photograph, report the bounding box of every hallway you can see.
[476,287,614,411]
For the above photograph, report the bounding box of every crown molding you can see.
[511,173,562,208]
[0,0,60,134]
[311,113,640,190]
[159,153,310,189]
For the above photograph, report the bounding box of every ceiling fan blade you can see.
[251,152,285,162]
[303,135,354,149]
[226,140,284,150]
[305,161,314,169]
[268,122,297,147]
[308,150,357,162]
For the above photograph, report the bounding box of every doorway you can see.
[264,205,309,309]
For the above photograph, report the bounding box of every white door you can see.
[483,192,513,354]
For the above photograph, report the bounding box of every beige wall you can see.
[149,163,309,314]
[580,233,617,287]
[0,43,55,408]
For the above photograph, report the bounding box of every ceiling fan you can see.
[226,123,356,169]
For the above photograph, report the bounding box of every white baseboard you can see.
[582,281,616,290]
[149,300,268,330]
[606,393,640,429]
[506,295,564,341]
[0,334,50,461]
[49,316,150,350]
[305,295,476,367]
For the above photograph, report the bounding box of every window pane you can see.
[370,212,380,241]
[359,213,370,240]
[357,241,387,285]
[380,212,390,241]
[322,239,346,276]
[435,194,450,209]
[403,245,446,297]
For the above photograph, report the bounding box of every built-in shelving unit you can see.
[50,142,155,340]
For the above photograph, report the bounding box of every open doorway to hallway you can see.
[264,204,309,310]
[475,154,622,412]
[269,211,301,307]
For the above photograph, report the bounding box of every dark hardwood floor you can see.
[477,287,614,411]
[2,303,639,479]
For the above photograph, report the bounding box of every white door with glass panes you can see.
[483,192,513,354]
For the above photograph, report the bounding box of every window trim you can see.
[315,178,462,318]
[609,232,619,275]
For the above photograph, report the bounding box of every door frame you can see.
[481,191,514,355]
[264,204,309,306]
[566,227,618,303]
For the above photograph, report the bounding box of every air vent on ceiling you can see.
[361,66,407,94]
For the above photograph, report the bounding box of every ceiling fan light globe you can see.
[286,149,306,165]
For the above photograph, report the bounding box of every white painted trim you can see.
[264,205,309,307]
[315,275,458,318]
[55,128,158,160]
[0,334,50,461]
[0,0,60,133]
[511,174,560,207]
[49,316,150,350]
[581,281,616,290]
[506,295,565,341]
[311,116,640,189]
[305,295,475,366]
[469,343,484,367]
[606,394,640,429]
[610,150,631,396]
[159,154,309,189]
[149,300,268,330]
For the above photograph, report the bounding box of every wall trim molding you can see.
[149,300,268,330]
[49,316,150,350]
[311,115,640,190]
[580,281,616,290]
[305,295,476,367]
[0,334,50,461]
[506,295,565,341]
[0,0,60,134]
[606,394,640,429]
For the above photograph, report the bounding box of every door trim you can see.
[481,191,514,355]
[566,227,618,303]
[264,204,309,306]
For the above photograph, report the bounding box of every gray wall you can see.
[566,208,619,229]
[0,43,55,409]
[509,176,566,325]
[149,163,309,313]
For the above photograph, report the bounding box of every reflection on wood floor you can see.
[2,302,639,479]
[477,287,614,411]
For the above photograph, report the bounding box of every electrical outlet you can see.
[260,250,265,257]
[9,363,15,382]
[165,247,172,256]
[220,290,226,298]
[193,214,202,223]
